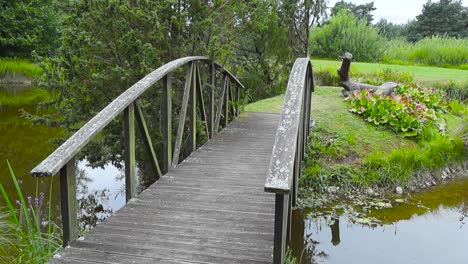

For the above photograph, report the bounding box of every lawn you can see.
[312,58,468,84]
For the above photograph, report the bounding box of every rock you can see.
[395,186,403,195]
[327,186,339,194]
[364,188,374,195]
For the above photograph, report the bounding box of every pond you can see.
[0,94,147,233]
[291,177,468,264]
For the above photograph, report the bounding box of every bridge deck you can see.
[50,112,279,264]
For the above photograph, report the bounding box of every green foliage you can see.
[346,84,447,137]
[309,10,384,62]
[235,0,292,101]
[382,36,468,68]
[0,58,43,79]
[0,161,61,263]
[0,0,60,57]
[375,19,408,40]
[362,135,465,186]
[330,0,376,24]
[407,0,468,42]
[432,80,468,102]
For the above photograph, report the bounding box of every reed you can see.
[0,161,61,263]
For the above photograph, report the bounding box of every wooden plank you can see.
[208,63,215,138]
[32,56,208,177]
[224,79,229,128]
[264,58,312,194]
[213,75,228,133]
[162,73,172,174]
[124,104,136,202]
[172,63,193,167]
[188,62,197,153]
[196,63,210,139]
[60,159,78,247]
[134,100,162,179]
[49,113,280,264]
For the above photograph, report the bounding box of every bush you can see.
[309,10,384,62]
[346,84,447,137]
[382,36,468,69]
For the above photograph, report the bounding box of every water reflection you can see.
[292,177,468,264]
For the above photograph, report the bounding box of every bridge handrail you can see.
[30,56,244,247]
[264,57,313,263]
[31,56,242,177]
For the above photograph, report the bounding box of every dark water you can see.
[291,177,468,264]
[0,103,138,230]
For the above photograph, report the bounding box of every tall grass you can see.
[0,58,43,80]
[0,161,61,263]
[382,36,468,69]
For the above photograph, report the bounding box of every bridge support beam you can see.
[124,103,136,202]
[60,158,78,247]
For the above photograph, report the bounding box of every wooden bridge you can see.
[31,57,313,263]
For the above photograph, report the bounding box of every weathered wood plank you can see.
[172,63,194,167]
[60,159,78,247]
[124,104,136,202]
[49,112,279,264]
[162,73,172,174]
[134,100,162,179]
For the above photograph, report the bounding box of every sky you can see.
[327,0,468,24]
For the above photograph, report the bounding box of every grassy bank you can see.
[246,86,467,193]
[382,37,468,69]
[312,59,468,84]
[0,59,43,80]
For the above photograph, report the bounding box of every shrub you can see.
[346,84,447,137]
[0,161,61,263]
[382,36,468,69]
[310,10,384,62]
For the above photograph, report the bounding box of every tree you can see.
[330,0,376,25]
[0,0,60,57]
[279,0,328,57]
[309,10,384,61]
[375,19,408,39]
[407,0,468,42]
[235,0,292,100]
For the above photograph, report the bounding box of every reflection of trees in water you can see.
[460,201,467,227]
[75,165,115,232]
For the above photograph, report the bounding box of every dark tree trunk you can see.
[338,52,397,97]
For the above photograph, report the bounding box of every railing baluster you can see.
[273,193,289,264]
[196,64,210,139]
[124,103,136,202]
[209,63,215,138]
[134,100,162,179]
[172,62,194,167]
[60,158,78,247]
[214,75,228,133]
[236,85,240,117]
[162,74,172,174]
[229,80,235,117]
[224,79,230,128]
[189,62,197,153]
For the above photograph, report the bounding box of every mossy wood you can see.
[339,52,397,97]
[30,56,244,247]
[264,58,314,263]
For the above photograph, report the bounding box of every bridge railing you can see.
[31,56,244,246]
[264,58,314,263]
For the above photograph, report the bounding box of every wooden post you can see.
[172,62,193,167]
[236,85,241,117]
[124,103,136,202]
[209,63,215,138]
[224,79,229,128]
[188,62,197,153]
[60,158,78,247]
[162,74,172,174]
[273,193,289,264]
[134,100,162,179]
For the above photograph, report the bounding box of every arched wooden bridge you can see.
[32,56,314,264]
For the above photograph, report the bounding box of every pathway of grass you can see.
[312,59,468,84]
